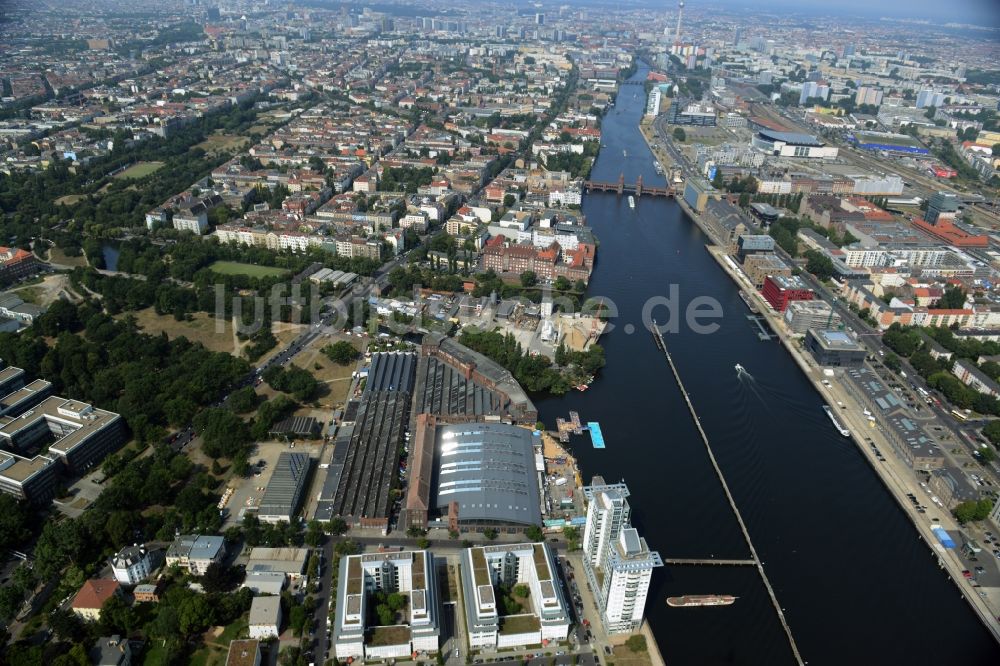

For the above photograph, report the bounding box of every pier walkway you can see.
[747,314,776,341]
[651,322,806,666]
[664,558,756,566]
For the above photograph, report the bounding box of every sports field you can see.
[208,261,290,278]
[114,161,164,179]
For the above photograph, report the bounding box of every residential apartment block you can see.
[460,543,571,650]
[582,477,662,635]
[333,550,441,661]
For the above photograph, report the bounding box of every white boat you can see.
[623,149,628,157]
[823,405,851,437]
[735,363,746,375]
[628,195,635,209]
[654,161,663,174]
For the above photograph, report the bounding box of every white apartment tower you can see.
[646,87,662,117]
[582,478,631,568]
[582,477,662,635]
[600,528,662,633]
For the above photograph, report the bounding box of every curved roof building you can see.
[432,422,542,527]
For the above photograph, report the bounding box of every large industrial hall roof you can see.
[433,422,541,526]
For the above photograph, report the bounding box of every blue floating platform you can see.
[588,422,605,449]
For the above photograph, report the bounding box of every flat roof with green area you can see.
[208,261,290,278]
[533,544,551,581]
[499,614,540,635]
[346,557,363,594]
[471,547,491,588]
[368,625,411,646]
[412,550,426,589]
[114,161,164,179]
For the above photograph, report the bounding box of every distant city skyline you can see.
[709,0,1000,25]
[566,0,1000,28]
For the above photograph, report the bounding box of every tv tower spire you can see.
[674,0,684,44]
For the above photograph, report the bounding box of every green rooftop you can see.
[499,614,541,635]
[471,548,491,588]
[347,556,363,595]
[533,544,551,581]
[369,625,412,647]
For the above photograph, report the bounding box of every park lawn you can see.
[187,645,227,666]
[196,132,248,155]
[122,308,239,355]
[115,161,165,179]
[209,260,290,279]
[216,618,248,643]
[48,247,89,267]
[289,335,362,406]
[611,642,654,666]
[141,642,170,666]
[188,619,248,666]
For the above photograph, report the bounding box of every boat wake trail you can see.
[745,374,820,421]
[735,364,770,407]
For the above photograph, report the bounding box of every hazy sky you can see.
[701,0,1000,28]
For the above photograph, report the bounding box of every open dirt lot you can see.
[54,194,86,206]
[9,274,82,306]
[684,125,734,146]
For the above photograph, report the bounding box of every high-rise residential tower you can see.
[582,477,662,635]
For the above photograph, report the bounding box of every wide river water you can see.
[534,63,1000,665]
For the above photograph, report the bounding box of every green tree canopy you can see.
[804,249,835,281]
[323,340,361,365]
[952,499,993,524]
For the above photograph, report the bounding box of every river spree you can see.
[535,65,1000,665]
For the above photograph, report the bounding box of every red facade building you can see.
[762,274,814,311]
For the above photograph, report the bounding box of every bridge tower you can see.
[616,173,624,195]
[636,174,643,198]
